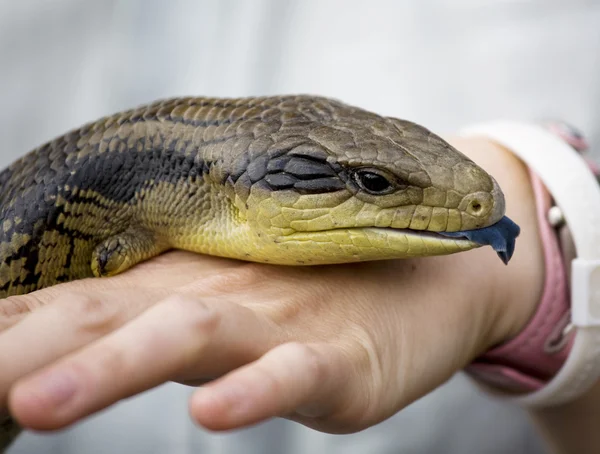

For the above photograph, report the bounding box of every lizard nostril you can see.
[470,201,482,213]
[459,192,493,220]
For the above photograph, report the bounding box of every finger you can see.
[0,288,169,405]
[0,275,147,323]
[0,251,239,322]
[9,295,272,430]
[190,342,348,431]
[0,291,59,330]
[0,275,159,333]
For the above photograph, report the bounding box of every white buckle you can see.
[572,258,600,327]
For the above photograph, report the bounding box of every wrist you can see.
[447,137,544,352]
[456,120,600,407]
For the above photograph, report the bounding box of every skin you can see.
[0,137,592,453]
[0,96,510,450]
[0,96,503,299]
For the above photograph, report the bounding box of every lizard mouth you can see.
[363,216,520,263]
[280,216,520,264]
[436,216,520,264]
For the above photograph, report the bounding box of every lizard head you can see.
[219,96,516,265]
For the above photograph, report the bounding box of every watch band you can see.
[460,121,600,407]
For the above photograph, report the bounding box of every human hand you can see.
[0,138,544,434]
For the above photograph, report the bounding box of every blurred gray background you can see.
[1,1,599,453]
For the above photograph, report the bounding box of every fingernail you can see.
[24,370,78,408]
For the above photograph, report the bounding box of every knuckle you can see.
[189,263,270,295]
[69,344,125,386]
[94,344,126,374]
[286,342,328,383]
[255,363,285,397]
[66,293,121,334]
[163,294,220,332]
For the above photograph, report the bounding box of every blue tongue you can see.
[438,216,520,264]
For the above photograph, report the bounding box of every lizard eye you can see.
[352,169,395,194]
